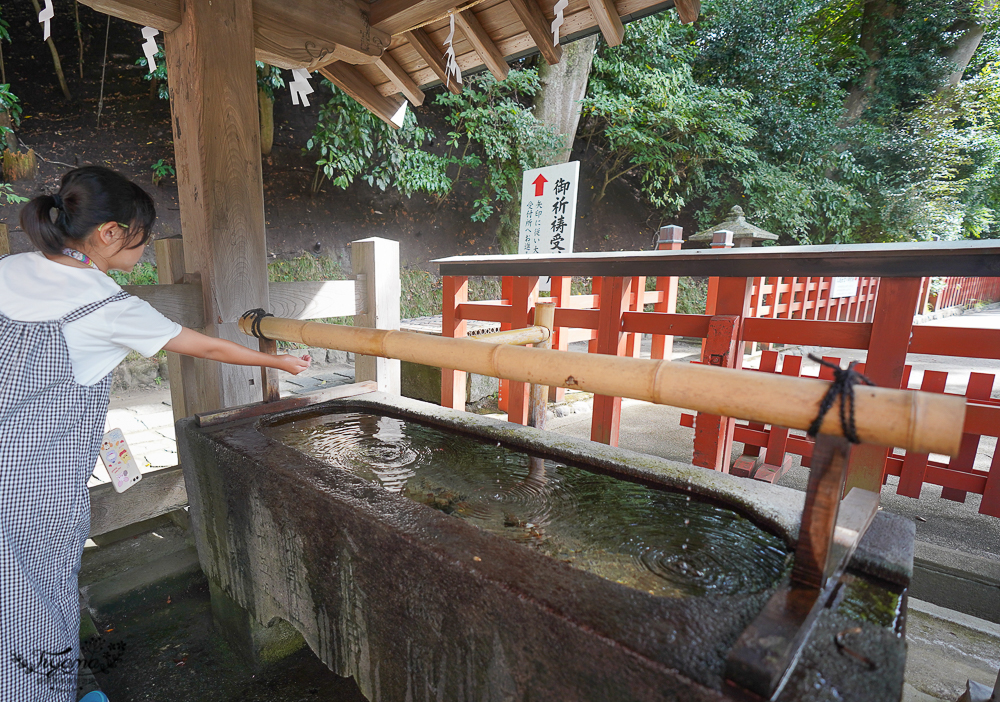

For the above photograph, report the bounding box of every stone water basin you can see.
[177,392,913,701]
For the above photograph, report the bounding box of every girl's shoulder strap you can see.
[60,290,132,324]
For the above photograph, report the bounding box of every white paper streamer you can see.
[289,69,314,107]
[443,13,462,88]
[38,0,54,41]
[141,27,160,74]
[551,0,568,46]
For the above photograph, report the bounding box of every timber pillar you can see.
[164,0,269,414]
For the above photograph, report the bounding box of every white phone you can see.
[99,428,142,493]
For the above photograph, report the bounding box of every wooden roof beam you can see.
[674,0,701,23]
[506,0,563,65]
[370,0,458,35]
[80,0,390,68]
[403,27,463,94]
[587,0,624,46]
[376,51,426,106]
[454,8,509,81]
[319,63,410,128]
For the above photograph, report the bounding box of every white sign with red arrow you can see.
[518,161,580,267]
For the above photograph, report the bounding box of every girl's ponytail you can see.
[19,166,156,256]
[19,193,68,255]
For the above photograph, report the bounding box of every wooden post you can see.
[352,237,401,394]
[498,275,513,412]
[528,301,555,429]
[507,276,539,424]
[440,275,468,410]
[154,237,199,422]
[164,0,269,413]
[845,277,923,494]
[548,275,572,401]
[693,275,751,471]
[651,225,682,361]
[0,222,9,256]
[591,276,631,445]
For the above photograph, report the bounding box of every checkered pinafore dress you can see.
[0,255,130,701]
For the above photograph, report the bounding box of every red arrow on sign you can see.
[532,174,548,197]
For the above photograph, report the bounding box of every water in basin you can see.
[264,411,790,598]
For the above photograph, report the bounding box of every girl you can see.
[0,166,310,701]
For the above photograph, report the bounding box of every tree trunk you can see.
[840,0,896,124]
[941,0,998,87]
[29,0,73,101]
[259,87,274,156]
[0,110,18,152]
[533,35,598,164]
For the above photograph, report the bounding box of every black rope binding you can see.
[241,308,274,340]
[806,354,875,443]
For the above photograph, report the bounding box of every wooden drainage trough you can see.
[173,314,964,701]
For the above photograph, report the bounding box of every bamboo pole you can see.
[475,326,549,345]
[239,315,966,457]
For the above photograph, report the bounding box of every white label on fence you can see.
[830,277,860,299]
[518,161,580,291]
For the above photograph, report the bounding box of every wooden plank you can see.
[196,381,378,427]
[89,466,187,538]
[743,318,873,349]
[164,0,269,414]
[845,277,922,494]
[80,0,180,32]
[586,0,624,45]
[404,28,463,95]
[591,276,630,445]
[268,280,357,319]
[434,240,1000,278]
[371,0,460,35]
[896,370,949,498]
[507,0,564,65]
[352,238,402,394]
[376,51,426,106]
[319,63,409,128]
[910,326,1000,359]
[455,8,510,80]
[441,276,469,410]
[123,282,204,328]
[81,0,389,68]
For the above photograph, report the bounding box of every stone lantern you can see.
[689,206,778,248]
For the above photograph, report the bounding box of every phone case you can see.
[99,428,143,493]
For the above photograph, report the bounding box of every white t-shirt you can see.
[0,252,183,386]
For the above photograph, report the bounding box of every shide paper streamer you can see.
[443,13,462,89]
[38,0,54,41]
[551,0,568,45]
[141,27,160,74]
[289,69,315,107]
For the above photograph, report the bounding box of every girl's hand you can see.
[277,354,311,375]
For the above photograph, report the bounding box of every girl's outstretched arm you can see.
[163,328,311,375]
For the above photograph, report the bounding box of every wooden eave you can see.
[82,0,696,126]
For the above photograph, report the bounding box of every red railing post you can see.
[693,275,751,471]
[591,276,632,445]
[498,276,513,412]
[441,275,468,410]
[506,276,540,425]
[548,275,572,402]
[651,225,683,360]
[844,277,923,494]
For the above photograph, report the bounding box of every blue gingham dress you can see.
[0,256,129,701]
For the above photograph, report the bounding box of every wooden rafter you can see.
[506,0,563,65]
[319,62,410,127]
[674,0,700,24]
[586,0,624,45]
[376,52,427,106]
[371,0,459,35]
[454,8,509,81]
[403,27,463,94]
[80,0,390,68]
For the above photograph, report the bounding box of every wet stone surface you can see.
[264,411,791,598]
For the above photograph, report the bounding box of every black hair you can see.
[19,166,156,256]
